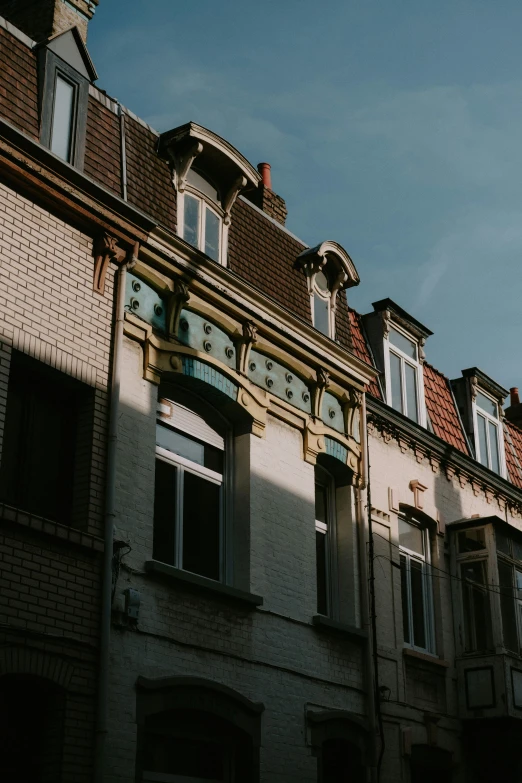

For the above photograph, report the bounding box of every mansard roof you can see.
[2,18,522,489]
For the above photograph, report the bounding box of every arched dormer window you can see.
[159,123,261,267]
[296,241,360,339]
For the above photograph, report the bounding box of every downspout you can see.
[356,391,379,783]
[94,244,138,783]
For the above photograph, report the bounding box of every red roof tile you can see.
[423,362,469,454]
[504,420,522,489]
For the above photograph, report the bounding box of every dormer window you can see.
[38,27,98,170]
[181,170,222,263]
[159,123,261,267]
[312,270,332,337]
[296,241,360,341]
[474,389,503,474]
[451,369,507,477]
[386,325,422,423]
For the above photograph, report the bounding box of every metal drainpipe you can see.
[357,392,379,783]
[94,245,138,783]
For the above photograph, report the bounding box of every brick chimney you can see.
[505,387,522,429]
[0,0,98,42]
[245,162,288,226]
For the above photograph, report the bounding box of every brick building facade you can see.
[1,3,522,782]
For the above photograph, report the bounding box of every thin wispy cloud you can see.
[88,0,522,385]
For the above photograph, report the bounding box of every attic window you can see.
[385,323,426,426]
[474,389,505,476]
[38,28,97,169]
[295,241,360,341]
[181,170,223,263]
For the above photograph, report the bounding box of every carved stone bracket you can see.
[312,367,330,419]
[93,232,128,295]
[304,420,327,465]
[167,279,190,337]
[343,387,362,438]
[409,479,428,510]
[167,141,203,192]
[223,176,248,225]
[237,321,258,375]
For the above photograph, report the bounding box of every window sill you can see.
[0,502,104,552]
[144,561,263,608]
[403,647,450,668]
[312,615,368,642]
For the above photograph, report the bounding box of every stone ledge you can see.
[0,503,104,552]
[144,560,263,608]
[403,647,450,668]
[312,615,368,642]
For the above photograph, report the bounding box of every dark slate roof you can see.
[0,25,38,139]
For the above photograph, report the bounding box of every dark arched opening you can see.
[321,737,365,782]
[0,674,65,782]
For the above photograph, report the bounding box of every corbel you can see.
[381,308,391,339]
[167,140,203,192]
[166,279,190,337]
[469,375,478,401]
[303,419,328,465]
[93,231,127,295]
[330,268,349,312]
[418,336,427,364]
[237,387,268,438]
[409,479,428,510]
[311,367,330,419]
[237,321,258,375]
[223,176,248,225]
[343,387,362,440]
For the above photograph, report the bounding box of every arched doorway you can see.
[0,674,65,782]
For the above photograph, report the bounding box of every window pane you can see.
[389,351,403,414]
[476,413,488,467]
[389,327,417,360]
[183,195,200,248]
[399,518,424,554]
[400,554,410,644]
[313,293,330,336]
[157,424,204,466]
[404,362,419,423]
[315,483,328,525]
[496,528,511,557]
[316,530,328,615]
[461,561,491,652]
[410,559,427,649]
[50,76,74,161]
[153,459,177,565]
[315,270,329,292]
[182,471,221,580]
[204,208,220,262]
[476,390,498,418]
[488,420,500,474]
[498,559,518,652]
[513,540,522,563]
[458,528,486,553]
[516,570,522,592]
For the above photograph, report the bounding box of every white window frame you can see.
[399,516,435,655]
[310,275,334,339]
[154,401,231,583]
[472,388,506,478]
[315,466,339,618]
[177,188,228,266]
[384,322,427,427]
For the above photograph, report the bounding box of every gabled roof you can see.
[44,26,97,81]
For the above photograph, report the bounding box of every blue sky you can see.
[88,1,521,389]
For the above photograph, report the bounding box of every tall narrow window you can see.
[181,170,223,263]
[154,399,227,582]
[399,515,434,653]
[315,465,337,616]
[460,559,492,652]
[474,390,503,475]
[312,270,332,337]
[387,326,421,423]
[50,75,75,161]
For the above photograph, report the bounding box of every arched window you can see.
[182,169,223,263]
[399,511,435,653]
[312,270,333,337]
[154,394,229,582]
